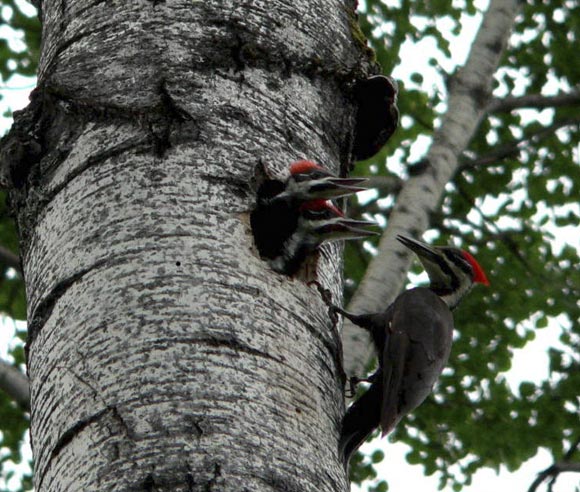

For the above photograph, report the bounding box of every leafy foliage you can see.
[347,0,580,490]
[0,191,25,320]
[0,1,39,490]
[0,0,40,85]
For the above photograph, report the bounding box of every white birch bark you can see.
[342,0,522,375]
[7,1,371,490]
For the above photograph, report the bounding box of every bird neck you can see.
[431,282,473,310]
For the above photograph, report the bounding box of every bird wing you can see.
[380,328,410,435]
[380,288,454,434]
[402,289,453,363]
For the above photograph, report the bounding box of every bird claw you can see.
[345,375,375,397]
[345,377,359,398]
[310,281,334,308]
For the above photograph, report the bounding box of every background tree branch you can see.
[460,116,580,170]
[0,359,30,411]
[528,438,580,492]
[0,244,21,273]
[488,91,580,113]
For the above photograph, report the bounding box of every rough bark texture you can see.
[342,0,522,375]
[5,1,373,490]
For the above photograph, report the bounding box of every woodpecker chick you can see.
[352,75,399,161]
[336,234,489,464]
[268,199,377,275]
[275,160,368,203]
[251,161,372,275]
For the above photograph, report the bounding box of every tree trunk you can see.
[6,1,371,490]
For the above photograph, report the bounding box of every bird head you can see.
[275,160,368,202]
[299,200,378,243]
[397,234,489,308]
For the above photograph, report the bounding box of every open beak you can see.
[275,174,369,202]
[304,176,369,200]
[314,217,379,242]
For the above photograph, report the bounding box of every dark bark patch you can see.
[157,79,193,123]
[0,87,54,190]
[48,406,109,464]
[141,471,206,492]
[310,280,340,327]
[27,258,109,354]
[471,85,492,109]
[408,158,431,176]
[148,79,198,158]
[486,38,504,54]
[185,468,195,491]
[205,463,222,492]
[185,415,205,438]
[261,468,305,492]
[202,334,281,363]
[6,86,156,257]
[408,226,421,238]
[230,33,247,78]
[109,405,132,438]
[143,473,157,491]
[249,159,275,194]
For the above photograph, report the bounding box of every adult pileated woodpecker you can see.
[334,234,489,464]
[251,161,374,275]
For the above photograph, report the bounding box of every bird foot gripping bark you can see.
[309,280,347,326]
[345,374,378,398]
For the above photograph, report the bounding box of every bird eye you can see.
[446,250,474,277]
[294,170,326,182]
[293,173,309,182]
[459,257,475,277]
[302,209,327,219]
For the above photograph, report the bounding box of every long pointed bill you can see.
[396,234,440,262]
[325,177,368,187]
[336,218,378,228]
[299,176,369,200]
[313,218,379,242]
[275,176,369,202]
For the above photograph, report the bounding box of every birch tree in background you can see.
[0,1,579,492]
